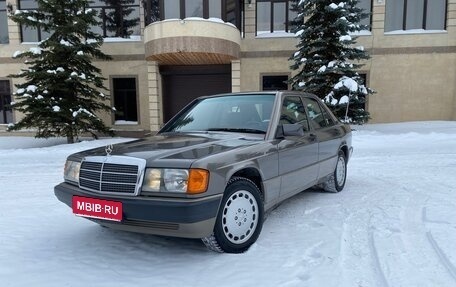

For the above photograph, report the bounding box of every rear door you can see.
[277,96,319,199]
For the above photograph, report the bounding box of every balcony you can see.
[144,18,241,65]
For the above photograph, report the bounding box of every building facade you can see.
[1,0,455,136]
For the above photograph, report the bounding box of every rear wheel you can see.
[323,150,347,193]
[202,177,264,253]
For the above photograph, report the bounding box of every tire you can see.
[322,150,347,193]
[202,177,264,253]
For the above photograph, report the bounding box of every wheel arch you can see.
[229,167,264,200]
[339,143,349,160]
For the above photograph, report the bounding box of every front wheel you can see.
[322,150,347,193]
[202,177,264,253]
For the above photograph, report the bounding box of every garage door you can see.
[161,65,232,122]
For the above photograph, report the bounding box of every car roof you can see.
[195,91,317,100]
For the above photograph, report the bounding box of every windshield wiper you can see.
[160,130,209,135]
[207,128,266,134]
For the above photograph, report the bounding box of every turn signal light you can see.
[187,169,209,194]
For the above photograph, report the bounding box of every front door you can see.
[278,96,319,199]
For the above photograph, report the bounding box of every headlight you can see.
[64,160,81,183]
[143,168,161,192]
[142,168,209,194]
[164,169,189,192]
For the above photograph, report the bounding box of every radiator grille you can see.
[79,156,146,196]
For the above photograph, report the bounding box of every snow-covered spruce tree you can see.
[8,0,113,143]
[289,0,373,124]
[103,0,139,38]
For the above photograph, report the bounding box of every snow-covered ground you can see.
[1,121,456,287]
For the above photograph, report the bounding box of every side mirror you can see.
[277,124,304,138]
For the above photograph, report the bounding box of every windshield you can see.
[161,95,275,134]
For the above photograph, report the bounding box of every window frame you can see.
[0,79,13,125]
[261,73,290,91]
[147,0,242,31]
[0,0,9,44]
[93,0,141,38]
[385,0,448,32]
[110,76,140,125]
[357,72,369,113]
[358,0,373,32]
[18,0,45,42]
[255,0,295,35]
[18,0,141,42]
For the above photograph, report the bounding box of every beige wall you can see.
[369,53,456,122]
[368,0,456,122]
[240,57,291,91]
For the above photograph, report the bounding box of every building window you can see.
[112,77,138,124]
[209,0,222,19]
[19,0,140,42]
[256,0,296,35]
[385,0,447,32]
[89,0,141,38]
[145,0,242,31]
[185,0,204,17]
[0,0,9,44]
[0,80,13,124]
[358,0,372,30]
[163,0,180,19]
[18,0,50,42]
[355,73,368,112]
[262,75,289,91]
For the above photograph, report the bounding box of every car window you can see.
[302,97,334,129]
[280,96,310,132]
[321,106,335,126]
[162,95,275,133]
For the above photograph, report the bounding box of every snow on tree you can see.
[289,0,374,124]
[8,0,113,143]
[103,0,139,38]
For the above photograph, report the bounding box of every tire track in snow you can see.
[351,174,401,287]
[368,223,390,287]
[423,198,456,282]
[396,187,456,286]
[426,232,456,282]
[346,172,453,286]
[421,207,453,225]
[338,174,393,287]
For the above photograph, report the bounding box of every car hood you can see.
[71,132,264,167]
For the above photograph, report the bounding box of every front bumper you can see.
[54,182,222,238]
